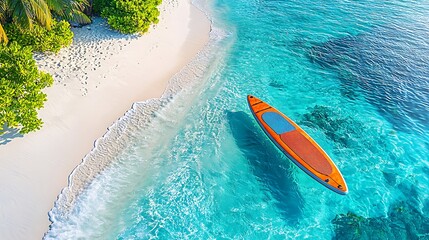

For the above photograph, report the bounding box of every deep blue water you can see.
[46,0,429,239]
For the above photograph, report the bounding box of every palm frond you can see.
[45,0,65,15]
[9,0,52,29]
[0,0,10,43]
[67,9,90,24]
[0,23,8,43]
[0,1,7,20]
[46,0,90,24]
[28,0,52,28]
[72,0,89,11]
[12,0,33,28]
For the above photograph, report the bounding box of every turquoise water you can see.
[46,0,429,239]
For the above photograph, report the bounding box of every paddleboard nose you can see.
[247,95,259,104]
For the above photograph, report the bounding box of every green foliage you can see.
[99,0,161,34]
[92,0,109,15]
[5,20,73,53]
[0,0,90,43]
[0,0,88,136]
[0,42,53,134]
[4,0,52,31]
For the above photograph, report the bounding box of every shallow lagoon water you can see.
[46,0,429,238]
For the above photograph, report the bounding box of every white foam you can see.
[44,2,231,237]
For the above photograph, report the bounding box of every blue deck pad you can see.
[261,111,296,134]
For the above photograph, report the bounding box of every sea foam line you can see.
[45,1,230,235]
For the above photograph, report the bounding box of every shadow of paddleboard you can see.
[226,110,304,224]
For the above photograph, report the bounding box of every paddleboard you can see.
[247,95,348,195]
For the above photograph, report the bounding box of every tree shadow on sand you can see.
[0,127,23,145]
[226,111,304,225]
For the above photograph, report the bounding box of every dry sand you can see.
[0,0,210,239]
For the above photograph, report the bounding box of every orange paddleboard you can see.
[247,95,348,195]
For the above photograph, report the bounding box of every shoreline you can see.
[0,0,211,239]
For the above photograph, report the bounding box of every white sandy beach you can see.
[0,0,210,239]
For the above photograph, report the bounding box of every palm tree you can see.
[0,0,90,44]
[0,0,52,44]
[6,0,52,28]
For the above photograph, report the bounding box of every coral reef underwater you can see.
[332,201,429,240]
